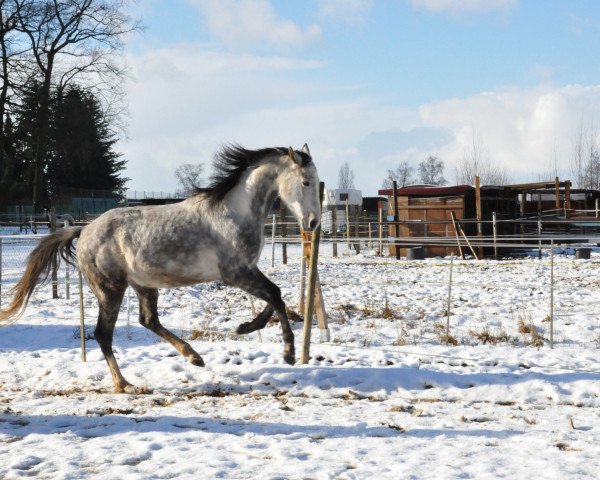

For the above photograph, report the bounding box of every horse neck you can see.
[224,161,282,225]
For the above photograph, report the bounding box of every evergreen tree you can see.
[46,85,127,200]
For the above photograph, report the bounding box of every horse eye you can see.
[302,181,310,187]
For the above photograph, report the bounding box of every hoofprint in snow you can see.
[1,243,600,479]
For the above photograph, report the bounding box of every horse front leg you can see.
[224,267,295,365]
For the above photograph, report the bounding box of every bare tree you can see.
[15,0,139,215]
[175,163,204,196]
[571,115,600,189]
[418,155,446,185]
[382,161,414,188]
[338,161,355,189]
[0,1,22,188]
[455,127,510,185]
[571,116,586,187]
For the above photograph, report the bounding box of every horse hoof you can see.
[190,356,205,367]
[236,322,253,335]
[116,384,152,395]
[283,353,296,366]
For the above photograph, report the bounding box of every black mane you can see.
[203,145,311,203]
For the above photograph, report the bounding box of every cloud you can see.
[121,43,600,194]
[316,0,374,25]
[189,0,321,50]
[410,0,518,15]
[419,85,600,183]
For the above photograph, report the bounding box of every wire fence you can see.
[2,221,600,361]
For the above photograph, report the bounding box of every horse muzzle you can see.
[304,214,320,232]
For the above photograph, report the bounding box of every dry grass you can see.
[517,320,544,347]
[433,322,459,345]
[468,326,511,345]
[189,329,226,341]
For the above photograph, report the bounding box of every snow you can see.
[1,239,600,479]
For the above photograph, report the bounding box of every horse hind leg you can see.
[236,304,274,334]
[92,283,142,393]
[225,267,294,365]
[133,285,205,367]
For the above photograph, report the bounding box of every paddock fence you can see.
[2,218,600,363]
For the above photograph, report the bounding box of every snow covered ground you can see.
[1,238,600,479]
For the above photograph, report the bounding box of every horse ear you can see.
[288,146,300,165]
[301,143,310,156]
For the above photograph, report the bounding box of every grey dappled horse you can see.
[0,145,321,393]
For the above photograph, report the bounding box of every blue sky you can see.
[121,0,600,194]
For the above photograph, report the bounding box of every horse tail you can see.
[0,227,83,325]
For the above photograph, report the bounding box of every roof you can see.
[378,185,474,197]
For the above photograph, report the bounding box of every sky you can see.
[120,0,600,196]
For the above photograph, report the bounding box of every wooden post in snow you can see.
[450,211,465,259]
[393,181,400,260]
[475,176,483,259]
[565,180,571,218]
[301,182,327,363]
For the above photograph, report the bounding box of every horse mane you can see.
[202,144,311,203]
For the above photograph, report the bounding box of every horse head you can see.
[278,144,321,232]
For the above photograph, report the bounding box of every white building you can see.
[321,188,362,234]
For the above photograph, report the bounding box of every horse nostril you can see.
[309,219,318,230]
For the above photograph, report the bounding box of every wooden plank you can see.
[450,211,464,259]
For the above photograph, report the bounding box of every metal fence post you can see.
[550,239,554,349]
[492,212,497,260]
[446,254,454,345]
[64,220,70,300]
[271,213,276,268]
[0,238,2,305]
[78,270,87,362]
[537,217,542,260]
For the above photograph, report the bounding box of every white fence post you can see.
[550,240,554,349]
[78,270,87,362]
[537,218,542,260]
[492,212,497,260]
[64,220,70,300]
[271,214,276,268]
[0,238,2,305]
[446,254,454,345]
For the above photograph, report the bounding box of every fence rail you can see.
[1,228,600,352]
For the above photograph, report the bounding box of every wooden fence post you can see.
[301,182,325,363]
[393,181,400,260]
[450,211,465,259]
[298,243,306,312]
